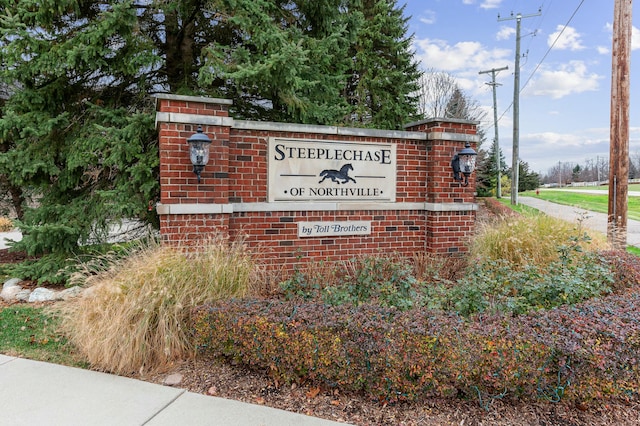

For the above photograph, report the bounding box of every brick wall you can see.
[155,94,478,271]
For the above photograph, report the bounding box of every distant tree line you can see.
[540,153,640,186]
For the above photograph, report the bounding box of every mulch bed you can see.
[0,248,34,264]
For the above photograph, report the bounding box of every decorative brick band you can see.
[156,202,476,215]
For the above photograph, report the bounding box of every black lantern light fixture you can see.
[451,141,477,187]
[187,126,211,183]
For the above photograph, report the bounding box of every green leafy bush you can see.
[425,250,614,316]
[281,256,419,311]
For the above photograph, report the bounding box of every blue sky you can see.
[403,0,639,175]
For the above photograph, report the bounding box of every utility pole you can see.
[499,9,541,205]
[608,0,632,249]
[558,161,562,187]
[479,65,508,198]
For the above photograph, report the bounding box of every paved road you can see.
[518,196,640,248]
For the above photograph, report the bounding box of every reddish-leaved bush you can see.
[192,285,640,405]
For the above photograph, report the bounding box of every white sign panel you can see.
[268,138,396,202]
[298,221,372,238]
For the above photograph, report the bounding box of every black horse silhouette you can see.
[318,164,357,184]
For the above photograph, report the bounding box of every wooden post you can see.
[608,0,632,248]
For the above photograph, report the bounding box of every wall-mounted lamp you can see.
[187,126,211,183]
[451,141,477,187]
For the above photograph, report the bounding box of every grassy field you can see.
[521,187,640,221]
[545,183,640,192]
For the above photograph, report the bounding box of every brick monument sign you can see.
[154,94,478,271]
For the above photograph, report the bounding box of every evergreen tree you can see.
[0,0,160,282]
[572,164,582,182]
[476,138,507,197]
[0,1,423,281]
[199,0,354,124]
[342,0,421,129]
[517,161,540,192]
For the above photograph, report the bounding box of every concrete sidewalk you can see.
[0,354,349,426]
[518,196,640,247]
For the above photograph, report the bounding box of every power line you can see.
[479,65,509,198]
[520,0,585,94]
[495,1,586,124]
[498,10,541,206]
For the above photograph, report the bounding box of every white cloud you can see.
[548,25,585,51]
[597,46,610,55]
[414,38,511,72]
[480,0,503,9]
[496,26,515,41]
[462,0,504,9]
[519,130,610,172]
[419,10,436,25]
[526,61,601,99]
[633,26,640,50]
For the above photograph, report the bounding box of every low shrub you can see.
[281,256,420,311]
[599,249,640,292]
[56,236,256,374]
[481,197,519,218]
[425,250,615,316]
[193,287,640,405]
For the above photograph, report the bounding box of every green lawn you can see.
[522,189,640,221]
[541,184,640,192]
[0,305,83,366]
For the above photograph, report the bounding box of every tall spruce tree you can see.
[343,0,421,129]
[0,0,161,281]
[198,0,354,123]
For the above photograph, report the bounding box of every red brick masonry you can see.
[155,94,478,271]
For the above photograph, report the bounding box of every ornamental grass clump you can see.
[471,212,608,268]
[0,217,13,232]
[56,236,256,374]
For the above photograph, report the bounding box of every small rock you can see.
[15,289,32,302]
[1,279,23,302]
[28,287,58,303]
[162,373,183,386]
[1,286,21,302]
[3,278,23,289]
[57,286,83,300]
[207,386,218,396]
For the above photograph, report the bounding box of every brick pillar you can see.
[406,119,478,254]
[154,94,234,245]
